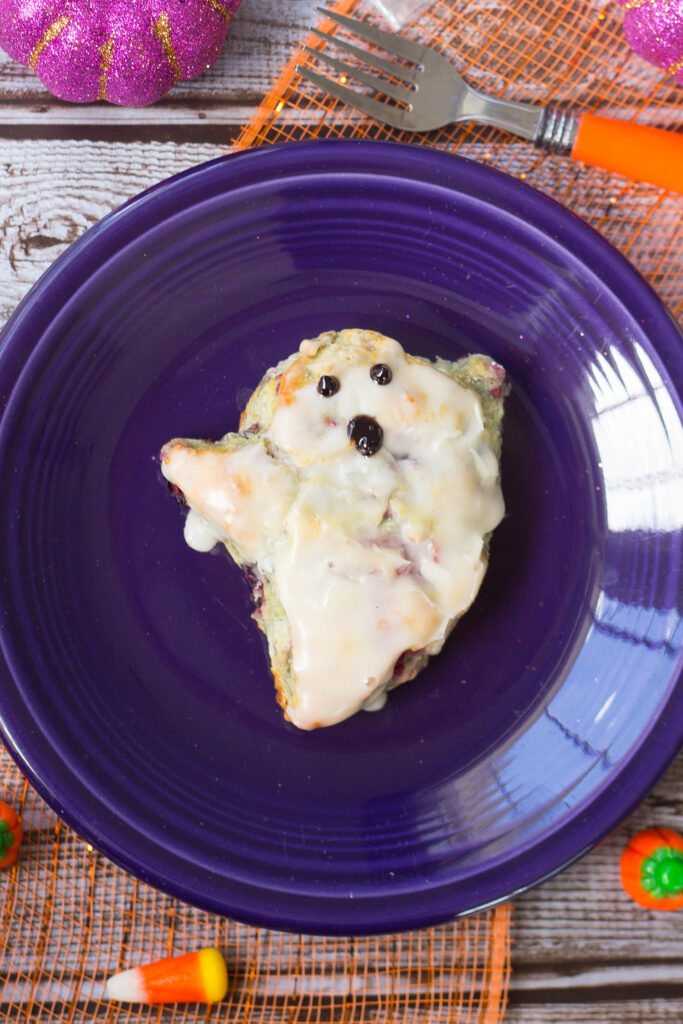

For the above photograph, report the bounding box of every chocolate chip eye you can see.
[370,363,392,385]
[317,375,340,397]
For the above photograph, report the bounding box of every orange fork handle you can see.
[571,113,683,194]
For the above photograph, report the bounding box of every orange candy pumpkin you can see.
[620,827,683,911]
[0,800,23,869]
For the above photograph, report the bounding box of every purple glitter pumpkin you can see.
[617,0,683,86]
[0,0,242,105]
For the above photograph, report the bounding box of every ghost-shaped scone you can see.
[160,329,507,730]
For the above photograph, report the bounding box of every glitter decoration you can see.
[0,0,243,105]
[617,0,683,85]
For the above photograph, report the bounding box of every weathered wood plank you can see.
[511,960,683,995]
[505,1001,683,1023]
[507,752,683,1013]
[0,139,226,325]
[0,110,257,145]
[509,754,683,1020]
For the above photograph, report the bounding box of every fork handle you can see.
[536,109,683,194]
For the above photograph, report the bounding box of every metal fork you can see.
[295,7,683,193]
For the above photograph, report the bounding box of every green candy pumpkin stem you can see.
[0,819,14,856]
[641,846,683,900]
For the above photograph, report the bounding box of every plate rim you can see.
[0,139,682,934]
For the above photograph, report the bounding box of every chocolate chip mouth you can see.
[348,414,383,457]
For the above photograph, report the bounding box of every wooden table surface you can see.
[1,2,682,1022]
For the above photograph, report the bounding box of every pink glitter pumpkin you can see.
[617,0,683,85]
[0,0,242,105]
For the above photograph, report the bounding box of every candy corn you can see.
[105,947,228,1004]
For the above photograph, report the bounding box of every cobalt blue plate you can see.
[0,141,681,933]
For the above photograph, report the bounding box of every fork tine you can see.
[315,6,427,64]
[302,46,413,104]
[296,66,410,130]
[308,27,420,85]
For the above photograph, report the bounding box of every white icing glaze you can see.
[161,442,296,566]
[183,508,221,552]
[363,689,388,712]
[161,331,504,730]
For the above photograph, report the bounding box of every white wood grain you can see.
[0,140,225,325]
[0,102,257,129]
[505,1003,683,1023]
[512,962,683,991]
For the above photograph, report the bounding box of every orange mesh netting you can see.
[235,0,682,322]
[0,742,511,1021]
